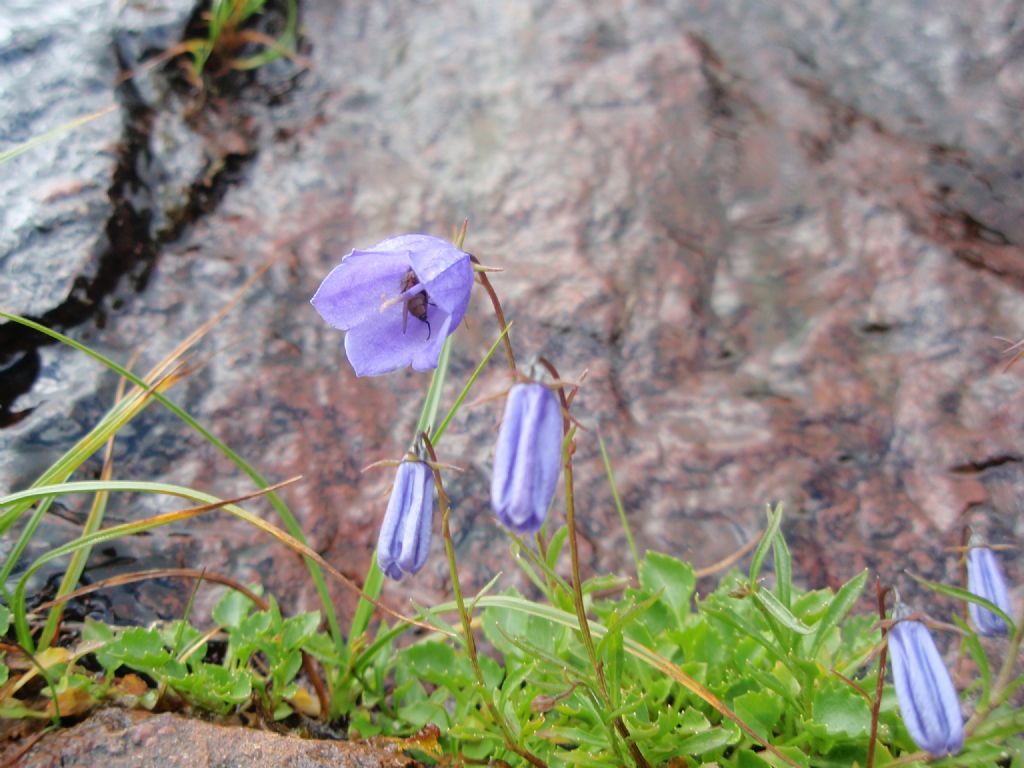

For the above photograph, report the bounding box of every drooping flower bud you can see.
[966,535,1012,637]
[490,382,563,534]
[377,459,434,580]
[888,599,964,757]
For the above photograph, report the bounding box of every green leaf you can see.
[482,590,565,659]
[809,569,868,656]
[95,627,185,681]
[170,663,252,714]
[282,611,320,649]
[749,502,783,584]
[401,641,471,688]
[957,616,992,707]
[347,558,384,654]
[0,603,10,635]
[811,681,870,740]
[212,588,256,629]
[772,521,793,608]
[159,620,205,661]
[270,650,303,691]
[738,751,772,768]
[733,689,784,740]
[676,720,741,755]
[82,619,115,645]
[639,551,695,623]
[702,604,789,670]
[398,698,451,730]
[752,588,813,635]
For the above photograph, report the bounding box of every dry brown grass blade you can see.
[33,568,264,615]
[694,533,762,579]
[142,260,274,386]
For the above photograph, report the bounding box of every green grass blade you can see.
[0,311,343,655]
[751,588,813,635]
[808,569,868,656]
[347,552,385,655]
[414,336,452,437]
[0,106,117,165]
[10,483,238,648]
[432,322,511,444]
[597,430,639,578]
[749,502,783,584]
[772,520,792,608]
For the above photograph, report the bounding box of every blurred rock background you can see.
[1,0,1021,629]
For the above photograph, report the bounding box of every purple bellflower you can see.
[888,599,964,757]
[311,234,473,376]
[491,382,563,534]
[377,459,434,580]
[967,535,1012,637]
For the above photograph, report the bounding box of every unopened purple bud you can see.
[377,460,434,580]
[967,541,1012,637]
[888,602,964,756]
[490,383,563,534]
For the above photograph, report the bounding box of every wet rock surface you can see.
[3,708,419,767]
[1,0,1022,640]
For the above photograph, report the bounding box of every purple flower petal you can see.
[344,302,451,377]
[967,545,1012,636]
[889,607,964,756]
[409,244,474,326]
[491,383,563,533]
[311,249,411,330]
[311,234,473,376]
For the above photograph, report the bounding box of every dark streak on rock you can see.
[950,454,1023,475]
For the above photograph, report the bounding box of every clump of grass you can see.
[180,0,300,83]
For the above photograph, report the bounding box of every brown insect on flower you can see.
[400,267,433,339]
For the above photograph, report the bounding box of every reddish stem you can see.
[470,255,517,374]
[867,579,891,768]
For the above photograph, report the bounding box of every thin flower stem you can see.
[470,255,517,374]
[867,579,891,768]
[538,358,651,768]
[963,601,1024,738]
[421,433,547,768]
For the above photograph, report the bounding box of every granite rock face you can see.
[1,0,1021,630]
[3,708,419,767]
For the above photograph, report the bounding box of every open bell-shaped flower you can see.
[888,598,964,757]
[377,459,434,580]
[490,382,563,534]
[966,535,1012,637]
[311,234,473,376]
